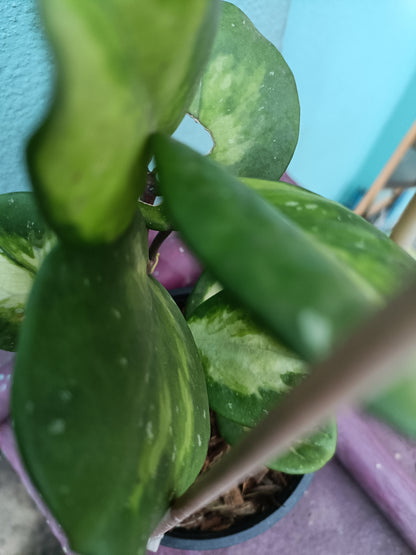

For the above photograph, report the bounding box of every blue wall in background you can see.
[1,1,416,203]
[0,1,52,193]
[282,0,416,201]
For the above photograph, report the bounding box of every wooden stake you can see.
[355,120,416,217]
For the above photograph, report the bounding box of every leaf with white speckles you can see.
[0,193,54,350]
[189,1,299,180]
[189,291,308,427]
[28,0,220,243]
[243,178,416,298]
[12,211,209,555]
[154,134,380,362]
[216,412,337,474]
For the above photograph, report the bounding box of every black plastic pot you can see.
[161,473,313,551]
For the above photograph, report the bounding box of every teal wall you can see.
[1,1,416,203]
[0,1,52,193]
[282,0,416,201]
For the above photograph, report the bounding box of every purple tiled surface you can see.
[150,459,412,555]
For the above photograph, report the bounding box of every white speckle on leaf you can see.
[285,201,298,207]
[228,138,235,144]
[227,402,233,409]
[305,204,318,210]
[59,390,72,402]
[269,71,275,76]
[231,22,235,27]
[197,434,202,447]
[355,240,365,249]
[203,409,207,419]
[83,278,90,287]
[8,198,14,205]
[146,422,154,440]
[175,405,179,414]
[111,308,121,319]
[119,357,128,367]
[242,19,246,24]
[48,419,66,435]
[14,308,24,315]
[258,106,265,112]
[172,447,177,462]
[298,309,332,353]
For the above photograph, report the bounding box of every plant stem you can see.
[390,192,416,249]
[148,230,172,270]
[149,278,416,542]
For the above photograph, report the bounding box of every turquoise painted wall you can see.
[0,1,52,193]
[282,0,416,201]
[1,1,416,203]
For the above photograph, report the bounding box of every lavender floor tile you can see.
[152,460,412,555]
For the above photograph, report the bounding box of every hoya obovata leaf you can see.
[12,212,210,555]
[190,1,299,180]
[153,134,381,363]
[0,193,54,351]
[216,412,337,475]
[187,289,336,473]
[28,0,220,244]
[243,178,416,298]
[189,291,308,427]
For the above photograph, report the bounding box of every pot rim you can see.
[161,472,314,551]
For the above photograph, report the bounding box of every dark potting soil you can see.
[172,413,300,535]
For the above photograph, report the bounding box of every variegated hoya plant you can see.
[2,1,416,554]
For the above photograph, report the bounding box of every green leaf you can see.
[137,200,172,232]
[185,270,222,319]
[216,412,337,474]
[243,178,416,297]
[28,0,220,244]
[0,193,54,350]
[189,1,299,180]
[12,212,210,555]
[366,372,416,438]
[188,289,337,472]
[153,134,380,362]
[188,291,308,427]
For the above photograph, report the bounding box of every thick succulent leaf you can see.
[137,201,172,232]
[28,0,220,244]
[0,193,54,350]
[241,179,416,437]
[243,179,416,297]
[185,270,222,319]
[216,412,337,474]
[189,291,308,427]
[189,1,299,180]
[12,213,209,555]
[153,134,380,362]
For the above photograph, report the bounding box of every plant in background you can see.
[1,1,416,554]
